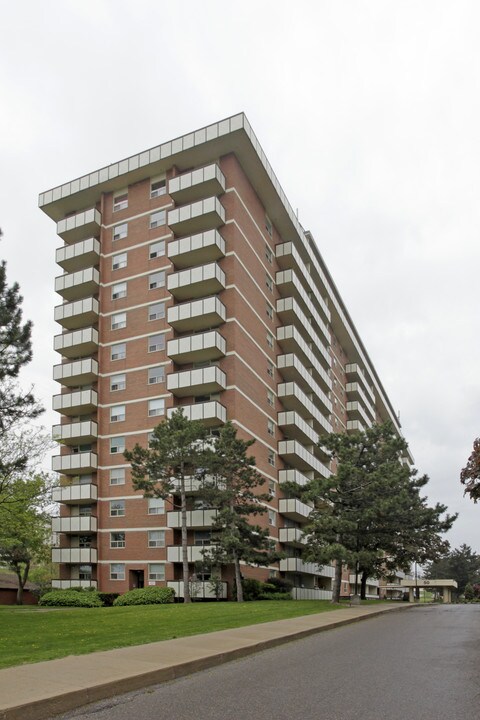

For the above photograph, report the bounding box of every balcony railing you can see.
[167,401,226,427]
[278,468,312,487]
[276,297,330,368]
[275,242,331,322]
[278,411,319,446]
[52,579,97,590]
[277,382,332,435]
[53,358,98,386]
[277,352,331,395]
[280,558,335,577]
[56,237,100,273]
[52,516,97,533]
[52,452,98,474]
[55,267,99,301]
[168,262,225,301]
[277,325,331,386]
[52,483,98,504]
[52,420,98,444]
[278,440,330,478]
[278,498,312,522]
[54,297,99,330]
[167,580,227,600]
[347,419,366,434]
[345,382,376,420]
[278,527,306,547]
[54,327,99,358]
[167,366,226,397]
[167,296,226,333]
[345,363,375,404]
[168,229,225,269]
[167,545,213,563]
[52,389,98,415]
[168,197,225,236]
[167,330,226,364]
[167,509,217,528]
[52,548,98,564]
[346,401,372,428]
[291,587,333,601]
[168,164,226,204]
[56,208,101,244]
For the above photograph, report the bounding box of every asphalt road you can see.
[58,605,480,720]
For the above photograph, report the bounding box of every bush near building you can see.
[113,587,175,606]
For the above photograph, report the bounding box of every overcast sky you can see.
[1,0,478,553]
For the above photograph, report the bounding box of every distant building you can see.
[39,113,408,599]
[0,573,38,605]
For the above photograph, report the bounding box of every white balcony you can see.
[55,267,100,301]
[275,262,330,326]
[278,498,312,522]
[57,208,101,244]
[280,558,335,577]
[53,358,98,386]
[168,229,225,269]
[168,296,226,333]
[277,352,331,395]
[275,242,331,321]
[52,548,98,564]
[168,580,227,600]
[279,527,306,547]
[277,325,331,385]
[54,297,99,330]
[278,440,330,478]
[347,419,366,434]
[168,164,226,204]
[168,197,225,236]
[52,516,97,533]
[52,420,98,444]
[346,402,372,428]
[168,262,225,301]
[168,401,226,427]
[52,452,98,474]
[278,411,319,446]
[277,382,332,435]
[56,237,100,273]
[167,509,217,528]
[167,330,226,364]
[349,575,379,587]
[345,364,375,404]
[291,587,333,601]
[167,366,226,397]
[278,468,312,487]
[52,483,98,504]
[54,327,99,358]
[276,297,330,368]
[52,579,97,590]
[167,545,213,563]
[52,389,98,415]
[346,383,376,421]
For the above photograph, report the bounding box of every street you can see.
[58,605,480,720]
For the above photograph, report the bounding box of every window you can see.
[148,398,165,417]
[110,436,125,454]
[265,215,273,238]
[110,468,125,485]
[194,531,211,547]
[110,405,125,422]
[149,271,165,290]
[148,366,165,385]
[266,273,273,292]
[266,332,274,349]
[148,563,165,581]
[79,505,92,517]
[265,244,273,264]
[113,192,128,212]
[267,450,275,467]
[112,252,127,270]
[111,343,126,361]
[112,282,127,300]
[79,565,92,580]
[110,374,126,392]
[148,302,165,321]
[266,302,273,320]
[113,223,128,241]
[148,530,165,548]
[111,312,127,330]
[269,480,276,496]
[267,360,274,378]
[267,419,275,436]
[151,178,166,198]
[110,532,125,548]
[149,240,165,259]
[268,509,276,526]
[267,390,274,407]
[150,210,166,229]
[148,498,165,515]
[110,563,125,580]
[78,535,91,548]
[110,499,125,517]
[148,334,165,352]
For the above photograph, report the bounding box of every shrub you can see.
[39,590,103,608]
[258,592,292,601]
[261,577,293,594]
[113,587,175,606]
[241,578,264,601]
[98,592,120,607]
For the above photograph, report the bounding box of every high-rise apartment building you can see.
[40,113,406,600]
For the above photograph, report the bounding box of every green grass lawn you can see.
[0,600,355,669]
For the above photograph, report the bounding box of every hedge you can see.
[39,590,103,608]
[113,587,175,606]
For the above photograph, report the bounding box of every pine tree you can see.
[202,422,281,602]
[124,408,209,603]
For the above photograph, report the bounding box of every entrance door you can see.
[129,569,145,589]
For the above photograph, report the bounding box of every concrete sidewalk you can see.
[0,603,415,720]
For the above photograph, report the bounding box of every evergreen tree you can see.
[460,438,480,503]
[124,408,209,603]
[202,422,281,602]
[425,544,480,594]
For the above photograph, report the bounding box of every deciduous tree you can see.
[460,438,480,503]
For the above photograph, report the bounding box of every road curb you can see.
[0,604,419,720]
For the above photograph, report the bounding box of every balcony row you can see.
[54,326,98,357]
[56,237,100,273]
[168,261,225,301]
[55,267,99,301]
[168,229,225,270]
[52,548,98,564]
[168,163,226,204]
